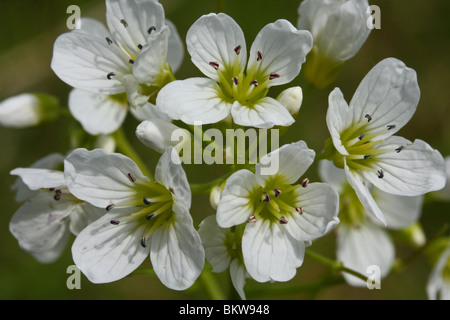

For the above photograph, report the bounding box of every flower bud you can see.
[0,93,60,129]
[209,182,225,210]
[298,0,372,88]
[136,119,191,154]
[276,87,303,118]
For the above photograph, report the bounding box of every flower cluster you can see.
[2,0,449,300]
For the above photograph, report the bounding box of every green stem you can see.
[394,223,449,272]
[305,249,368,283]
[113,128,153,179]
[199,266,227,300]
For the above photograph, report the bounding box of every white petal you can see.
[349,58,420,140]
[133,26,170,85]
[344,161,387,226]
[248,19,312,86]
[427,248,450,300]
[69,202,106,236]
[130,101,171,122]
[166,19,184,73]
[362,137,447,197]
[64,148,149,208]
[11,153,64,202]
[150,203,204,290]
[71,211,149,283]
[186,13,247,81]
[9,192,72,254]
[136,119,190,154]
[317,160,347,192]
[373,188,423,229]
[256,141,315,186]
[76,17,111,39]
[326,88,352,156]
[30,231,71,264]
[198,216,231,273]
[10,168,65,190]
[242,219,305,282]
[156,77,232,125]
[286,183,340,241]
[51,31,130,94]
[230,258,248,300]
[231,97,295,128]
[337,222,395,287]
[216,170,259,228]
[0,94,41,128]
[298,0,371,62]
[106,0,165,57]
[155,147,191,209]
[68,89,127,135]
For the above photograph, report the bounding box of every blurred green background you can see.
[0,0,449,300]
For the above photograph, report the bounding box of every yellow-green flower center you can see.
[248,176,305,225]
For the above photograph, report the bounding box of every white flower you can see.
[135,118,190,154]
[431,156,450,201]
[65,147,204,290]
[9,156,104,263]
[198,215,249,300]
[51,0,183,110]
[216,141,339,282]
[325,58,446,225]
[427,246,450,300]
[156,13,312,128]
[319,160,424,287]
[298,0,372,88]
[0,93,59,129]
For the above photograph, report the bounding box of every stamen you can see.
[127,173,137,182]
[143,197,151,205]
[395,146,405,153]
[169,187,175,194]
[107,72,116,80]
[279,216,288,225]
[365,114,372,122]
[273,188,281,197]
[106,37,113,45]
[358,133,365,140]
[248,214,256,223]
[387,124,396,130]
[269,73,280,80]
[209,61,219,70]
[263,193,271,202]
[234,45,241,55]
[148,26,157,35]
[250,80,259,87]
[137,44,143,50]
[129,59,135,65]
[299,178,309,188]
[140,237,147,248]
[53,194,61,201]
[295,207,304,215]
[106,204,115,211]
[377,169,384,179]
[364,155,372,160]
[110,220,120,225]
[120,19,128,28]
[232,77,239,85]
[146,213,155,221]
[257,51,263,61]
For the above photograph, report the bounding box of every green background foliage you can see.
[0,0,449,299]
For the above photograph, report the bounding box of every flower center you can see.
[107,172,174,248]
[248,176,308,225]
[325,114,406,180]
[210,47,279,106]
[338,183,366,227]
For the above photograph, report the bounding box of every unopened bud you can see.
[0,93,59,129]
[276,87,303,117]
